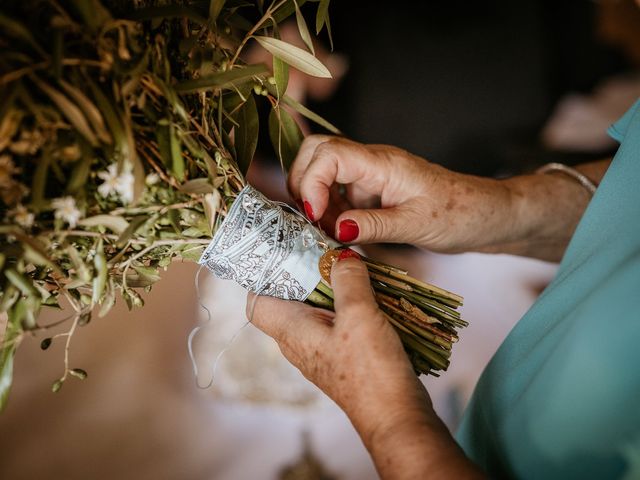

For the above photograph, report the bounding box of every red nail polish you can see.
[338,249,361,261]
[337,219,359,243]
[303,200,315,221]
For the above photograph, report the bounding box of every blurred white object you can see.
[542,73,640,152]
[194,274,325,407]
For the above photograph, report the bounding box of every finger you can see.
[247,293,331,345]
[330,255,378,324]
[299,138,386,222]
[288,134,334,200]
[335,205,417,244]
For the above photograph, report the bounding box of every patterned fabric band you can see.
[198,184,335,301]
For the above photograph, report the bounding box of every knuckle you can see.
[366,210,386,240]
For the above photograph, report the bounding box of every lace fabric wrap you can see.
[199,184,333,301]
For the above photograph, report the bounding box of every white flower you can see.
[52,196,82,228]
[97,163,134,204]
[10,204,34,228]
[145,172,160,186]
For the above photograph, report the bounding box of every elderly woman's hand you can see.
[289,135,607,261]
[248,253,428,435]
[288,135,515,253]
[248,253,484,478]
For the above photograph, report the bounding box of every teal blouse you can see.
[457,99,640,479]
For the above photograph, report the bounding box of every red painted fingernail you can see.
[338,249,361,261]
[303,200,315,221]
[337,219,359,243]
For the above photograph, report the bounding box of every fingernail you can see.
[338,249,361,261]
[303,200,315,221]
[337,219,359,243]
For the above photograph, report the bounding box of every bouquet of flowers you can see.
[0,0,466,411]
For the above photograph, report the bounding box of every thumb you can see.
[330,252,378,321]
[335,207,414,245]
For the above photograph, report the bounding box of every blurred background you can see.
[1,0,639,478]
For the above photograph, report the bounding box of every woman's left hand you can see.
[247,254,483,478]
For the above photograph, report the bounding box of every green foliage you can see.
[0,0,337,411]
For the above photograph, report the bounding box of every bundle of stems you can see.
[308,252,466,376]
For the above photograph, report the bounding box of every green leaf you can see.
[156,121,185,181]
[268,106,304,171]
[92,244,107,305]
[272,0,309,24]
[51,379,63,393]
[235,94,259,176]
[31,77,98,147]
[254,37,331,78]
[0,341,16,411]
[30,150,50,212]
[315,0,330,34]
[169,125,185,182]
[78,215,130,235]
[116,216,147,247]
[98,280,116,318]
[66,146,94,194]
[209,0,227,23]
[0,301,24,412]
[132,266,162,285]
[4,269,39,298]
[280,93,340,134]
[175,64,269,93]
[294,0,315,55]
[273,57,289,98]
[179,178,216,194]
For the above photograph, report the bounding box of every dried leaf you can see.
[59,80,112,145]
[254,37,331,78]
[32,77,98,146]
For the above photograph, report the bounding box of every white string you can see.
[187,199,329,390]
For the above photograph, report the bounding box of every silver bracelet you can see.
[535,162,597,196]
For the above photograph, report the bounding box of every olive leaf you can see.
[254,36,331,78]
[79,215,130,234]
[273,57,289,98]
[294,0,314,55]
[209,0,227,23]
[175,64,269,93]
[268,106,304,171]
[234,94,259,176]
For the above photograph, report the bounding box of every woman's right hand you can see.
[288,135,516,254]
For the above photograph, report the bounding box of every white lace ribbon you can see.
[198,184,333,301]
